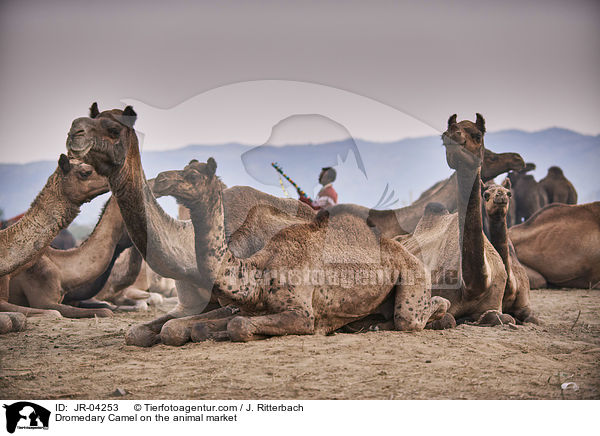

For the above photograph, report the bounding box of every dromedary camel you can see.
[66,103,317,345]
[8,196,126,318]
[143,158,449,343]
[509,202,600,289]
[332,147,524,238]
[0,155,108,332]
[399,114,527,327]
[538,166,577,205]
[507,163,548,224]
[482,180,539,323]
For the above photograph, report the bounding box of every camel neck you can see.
[487,214,510,273]
[0,169,80,276]
[48,195,125,288]
[456,167,487,292]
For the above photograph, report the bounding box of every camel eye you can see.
[507,191,512,197]
[472,133,481,142]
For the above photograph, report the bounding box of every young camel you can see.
[400,114,523,327]
[8,196,126,318]
[0,155,108,332]
[65,103,315,346]
[482,180,539,323]
[144,158,449,343]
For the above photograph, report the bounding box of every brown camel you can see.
[507,163,548,224]
[509,202,600,289]
[0,155,108,331]
[399,114,520,327]
[137,158,449,344]
[8,196,125,318]
[482,180,539,323]
[332,148,524,238]
[66,103,316,346]
[538,166,577,205]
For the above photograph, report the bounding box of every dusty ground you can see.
[1,289,599,400]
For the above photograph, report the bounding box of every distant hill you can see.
[0,128,598,226]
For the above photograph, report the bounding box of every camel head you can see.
[442,113,486,171]
[66,102,138,177]
[58,154,109,205]
[153,158,220,208]
[482,178,512,218]
[481,149,525,182]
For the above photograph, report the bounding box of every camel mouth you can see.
[66,137,93,157]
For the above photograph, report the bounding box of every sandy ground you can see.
[1,289,599,400]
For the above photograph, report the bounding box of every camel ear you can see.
[447,114,457,128]
[522,162,536,173]
[501,178,512,190]
[89,102,100,119]
[475,113,486,134]
[122,106,137,127]
[58,154,71,174]
[207,157,217,176]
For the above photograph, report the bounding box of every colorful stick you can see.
[271,162,311,200]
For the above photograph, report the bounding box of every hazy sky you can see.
[1,0,599,163]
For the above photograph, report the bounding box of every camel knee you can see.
[160,319,191,346]
[125,324,161,347]
[227,316,256,342]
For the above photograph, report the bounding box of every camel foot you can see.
[190,323,230,342]
[160,319,192,346]
[475,310,516,326]
[512,307,542,325]
[227,316,258,342]
[426,313,456,330]
[125,324,161,347]
[6,312,27,331]
[93,308,114,318]
[0,314,13,334]
[428,296,451,322]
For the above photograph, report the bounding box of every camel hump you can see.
[547,166,564,176]
[423,202,449,216]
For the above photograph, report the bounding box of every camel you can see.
[332,148,524,238]
[539,166,577,205]
[509,202,600,289]
[482,180,539,323]
[8,195,127,318]
[0,155,108,331]
[139,158,450,344]
[65,103,317,345]
[507,163,548,224]
[398,114,524,327]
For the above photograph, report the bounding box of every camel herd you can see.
[0,104,598,344]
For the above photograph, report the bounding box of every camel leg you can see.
[0,275,61,318]
[474,310,516,326]
[523,265,547,289]
[73,298,118,310]
[159,307,239,346]
[227,310,315,342]
[0,312,27,334]
[190,316,235,342]
[392,255,451,331]
[125,278,213,347]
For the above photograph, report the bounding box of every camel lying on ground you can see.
[482,180,538,323]
[146,158,449,343]
[0,155,108,332]
[398,114,533,327]
[8,196,126,318]
[66,103,316,346]
[509,202,600,289]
